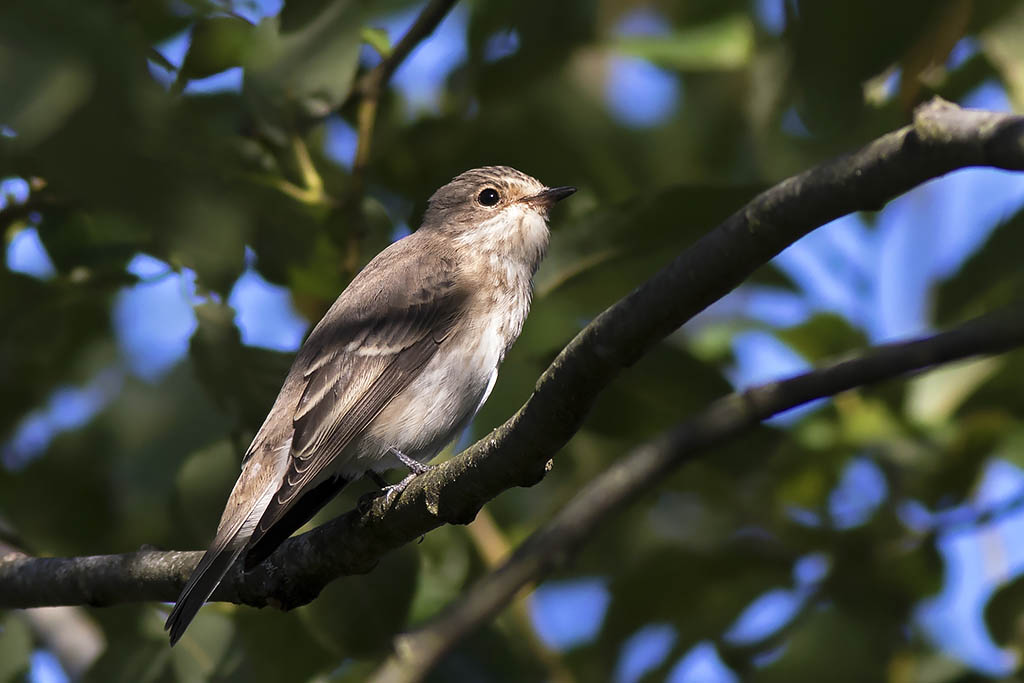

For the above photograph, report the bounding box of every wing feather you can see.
[250,250,465,544]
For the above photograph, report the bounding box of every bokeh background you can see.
[4,0,1024,681]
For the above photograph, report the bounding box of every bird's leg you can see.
[357,448,433,513]
[390,447,432,475]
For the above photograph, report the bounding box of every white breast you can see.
[340,204,548,476]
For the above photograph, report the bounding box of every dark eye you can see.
[477,188,500,206]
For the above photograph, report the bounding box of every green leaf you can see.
[981,3,1024,111]
[407,525,473,623]
[175,439,240,541]
[178,15,257,85]
[905,356,1003,426]
[597,544,792,667]
[169,608,236,681]
[169,194,247,296]
[297,544,419,657]
[614,14,755,71]
[750,608,891,682]
[775,313,868,363]
[244,0,363,124]
[361,27,392,58]
[537,184,763,314]
[189,302,296,434]
[934,204,1024,325]
[584,340,733,439]
[0,613,32,681]
[984,574,1024,647]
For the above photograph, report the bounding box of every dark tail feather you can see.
[165,535,245,646]
[243,475,348,571]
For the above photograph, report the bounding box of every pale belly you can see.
[333,326,505,479]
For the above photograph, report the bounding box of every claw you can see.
[358,472,419,513]
[357,448,433,514]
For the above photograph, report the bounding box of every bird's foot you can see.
[357,451,434,514]
[358,471,423,514]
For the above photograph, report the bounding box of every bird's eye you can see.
[477,188,500,206]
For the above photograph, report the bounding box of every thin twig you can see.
[345,0,460,269]
[349,0,461,179]
[353,0,460,102]
[292,134,324,200]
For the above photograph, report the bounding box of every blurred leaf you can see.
[189,302,295,433]
[895,0,971,109]
[908,413,1014,506]
[0,271,113,437]
[905,357,1003,426]
[614,14,754,71]
[0,613,32,681]
[169,609,236,681]
[175,439,240,542]
[993,427,1024,472]
[957,348,1024,418]
[82,606,173,683]
[934,205,1024,326]
[775,313,868,363]
[537,184,763,313]
[228,605,336,682]
[984,573,1024,647]
[178,15,257,85]
[585,340,733,439]
[428,622,548,683]
[786,0,941,133]
[244,1,363,124]
[170,196,247,296]
[751,607,892,682]
[597,544,792,667]
[407,525,473,623]
[361,27,392,58]
[981,3,1024,111]
[0,2,96,147]
[837,395,906,447]
[297,544,419,657]
[36,209,150,278]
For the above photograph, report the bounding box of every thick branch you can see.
[367,304,1024,683]
[2,99,1023,613]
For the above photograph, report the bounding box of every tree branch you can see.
[366,304,1024,682]
[345,0,460,270]
[2,99,1023,616]
[352,0,460,103]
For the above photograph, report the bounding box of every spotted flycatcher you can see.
[165,166,575,644]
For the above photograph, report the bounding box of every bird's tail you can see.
[165,478,277,645]
[164,533,246,645]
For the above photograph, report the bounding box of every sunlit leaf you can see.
[614,14,754,71]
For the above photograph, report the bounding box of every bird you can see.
[165,166,575,644]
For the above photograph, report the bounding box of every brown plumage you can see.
[165,167,575,644]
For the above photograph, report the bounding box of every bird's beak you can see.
[522,186,577,209]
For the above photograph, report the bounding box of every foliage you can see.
[2,0,1024,680]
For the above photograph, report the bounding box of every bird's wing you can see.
[247,249,466,551]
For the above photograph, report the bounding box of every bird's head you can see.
[421,166,575,269]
